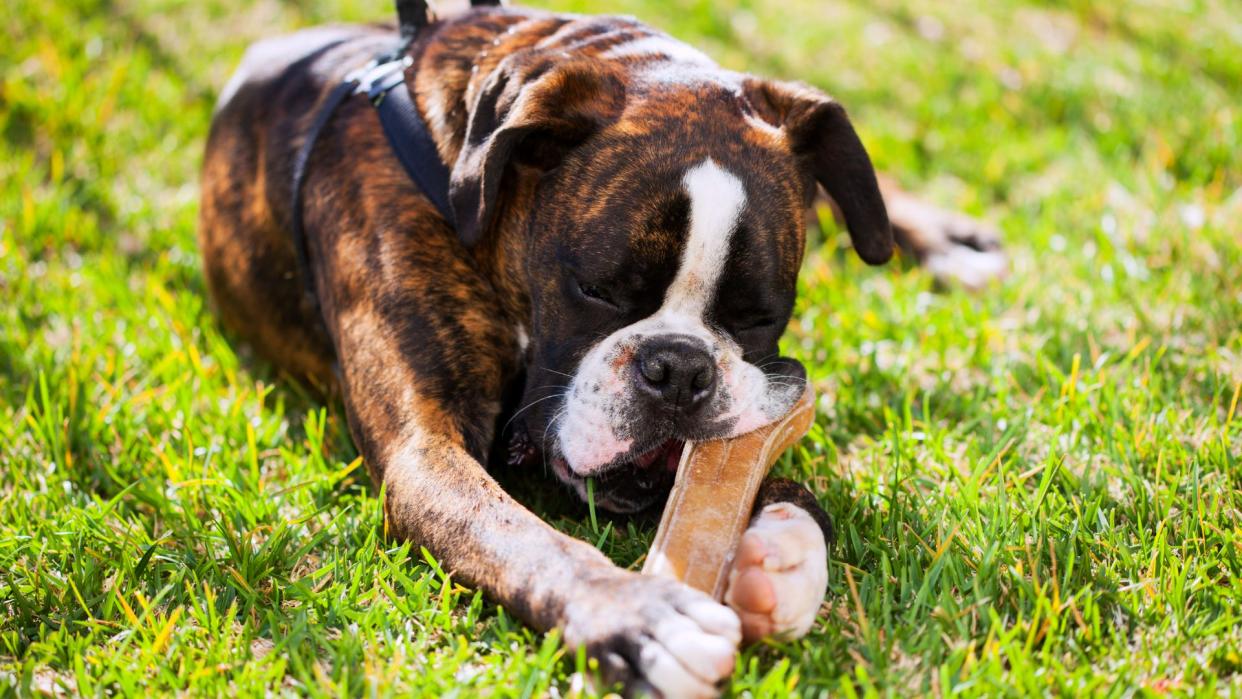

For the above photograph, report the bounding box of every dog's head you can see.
[450,32,891,512]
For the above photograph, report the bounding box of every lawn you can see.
[2,0,1240,695]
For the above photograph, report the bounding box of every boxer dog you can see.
[200,5,1003,696]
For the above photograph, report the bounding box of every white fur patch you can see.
[665,159,747,315]
[561,580,739,698]
[598,34,744,90]
[725,502,828,640]
[602,35,715,67]
[641,64,745,89]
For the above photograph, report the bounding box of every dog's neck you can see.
[408,7,569,343]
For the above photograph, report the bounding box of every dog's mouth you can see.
[551,438,685,513]
[627,438,685,473]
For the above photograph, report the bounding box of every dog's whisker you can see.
[540,406,568,456]
[539,406,569,478]
[753,353,783,368]
[501,391,568,434]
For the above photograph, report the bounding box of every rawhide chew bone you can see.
[642,384,816,600]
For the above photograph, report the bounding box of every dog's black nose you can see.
[635,336,716,412]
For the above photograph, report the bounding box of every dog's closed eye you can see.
[576,280,619,309]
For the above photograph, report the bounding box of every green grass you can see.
[2,0,1240,695]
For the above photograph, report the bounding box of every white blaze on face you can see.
[665,160,746,315]
[556,159,802,476]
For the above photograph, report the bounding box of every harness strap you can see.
[291,0,505,310]
[367,58,455,221]
[289,78,360,308]
[289,53,459,310]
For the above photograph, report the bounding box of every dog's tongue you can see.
[664,441,685,472]
[634,439,684,471]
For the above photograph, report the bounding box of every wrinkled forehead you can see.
[552,116,809,287]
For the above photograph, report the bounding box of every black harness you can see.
[289,0,500,309]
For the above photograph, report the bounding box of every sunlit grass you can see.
[2,0,1239,695]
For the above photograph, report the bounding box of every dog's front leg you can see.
[329,301,740,698]
[358,402,741,696]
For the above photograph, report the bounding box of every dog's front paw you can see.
[562,572,741,698]
[723,502,828,643]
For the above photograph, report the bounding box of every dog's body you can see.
[201,6,1002,695]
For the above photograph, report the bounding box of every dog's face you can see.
[450,53,892,512]
[524,127,812,513]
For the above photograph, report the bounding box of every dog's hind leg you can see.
[879,176,1007,289]
[196,31,374,388]
[199,147,338,385]
[819,177,1007,289]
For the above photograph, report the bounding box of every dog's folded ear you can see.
[745,79,893,265]
[450,58,626,246]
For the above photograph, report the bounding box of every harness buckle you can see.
[349,56,413,106]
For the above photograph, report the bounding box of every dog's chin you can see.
[551,439,685,514]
